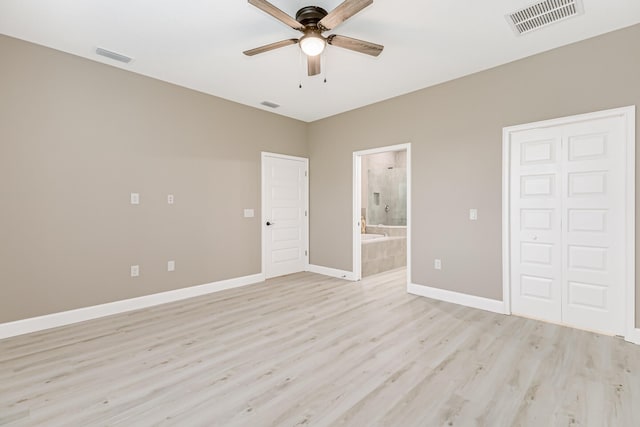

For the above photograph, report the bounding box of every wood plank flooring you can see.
[1,268,639,426]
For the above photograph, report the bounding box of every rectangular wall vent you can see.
[260,101,280,109]
[95,47,133,63]
[507,0,584,36]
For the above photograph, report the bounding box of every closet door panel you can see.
[561,116,626,335]
[510,128,563,323]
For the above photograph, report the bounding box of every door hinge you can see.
[305,170,308,177]
[305,210,307,217]
[305,250,308,256]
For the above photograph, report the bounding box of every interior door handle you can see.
[266,221,275,226]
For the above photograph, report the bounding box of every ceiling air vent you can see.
[260,101,280,109]
[507,0,584,36]
[95,47,133,64]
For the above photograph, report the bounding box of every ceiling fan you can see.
[243,0,384,76]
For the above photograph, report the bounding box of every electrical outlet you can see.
[469,208,478,221]
[130,193,140,205]
[167,260,175,272]
[167,194,174,205]
[434,259,442,270]
[130,265,140,277]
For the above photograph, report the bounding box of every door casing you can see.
[352,143,412,283]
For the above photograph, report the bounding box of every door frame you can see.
[261,152,309,278]
[353,143,412,283]
[502,105,636,341]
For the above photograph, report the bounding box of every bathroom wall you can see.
[361,151,407,226]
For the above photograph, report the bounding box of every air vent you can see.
[507,0,584,36]
[95,47,133,63]
[260,101,280,109]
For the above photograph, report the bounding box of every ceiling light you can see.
[299,33,325,56]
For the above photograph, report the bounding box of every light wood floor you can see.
[1,269,639,426]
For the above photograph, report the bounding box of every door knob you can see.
[266,221,275,226]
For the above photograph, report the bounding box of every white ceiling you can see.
[1,1,639,122]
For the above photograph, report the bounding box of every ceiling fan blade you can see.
[243,39,299,56]
[248,0,305,31]
[318,0,373,31]
[327,34,383,56]
[307,55,321,76]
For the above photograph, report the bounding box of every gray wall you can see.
[308,24,640,326]
[1,25,638,328]
[0,35,307,323]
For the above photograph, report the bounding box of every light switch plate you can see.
[434,259,442,270]
[244,209,254,218]
[130,265,140,277]
[167,260,175,272]
[469,209,478,221]
[130,193,140,205]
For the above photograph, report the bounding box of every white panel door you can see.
[510,128,563,323]
[510,115,626,335]
[562,116,625,335]
[263,155,308,279]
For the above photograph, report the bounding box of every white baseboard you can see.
[0,273,265,340]
[626,328,640,345]
[408,283,506,314]
[306,264,357,281]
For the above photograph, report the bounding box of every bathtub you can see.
[361,225,407,277]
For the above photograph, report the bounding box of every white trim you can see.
[502,105,636,342]
[306,264,357,281]
[352,153,362,280]
[504,106,635,131]
[261,152,310,279]
[407,283,507,314]
[352,143,412,284]
[407,144,412,285]
[624,107,636,343]
[627,328,640,345]
[354,143,411,157]
[502,126,512,315]
[0,273,265,340]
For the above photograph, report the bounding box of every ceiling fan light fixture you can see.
[299,33,325,56]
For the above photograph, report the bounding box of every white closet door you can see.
[510,128,563,323]
[561,116,625,335]
[510,115,627,335]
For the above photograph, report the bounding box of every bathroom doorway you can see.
[353,143,411,283]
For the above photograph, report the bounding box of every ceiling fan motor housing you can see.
[295,6,328,28]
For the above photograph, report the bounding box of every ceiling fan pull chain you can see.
[298,48,304,88]
[323,51,328,84]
